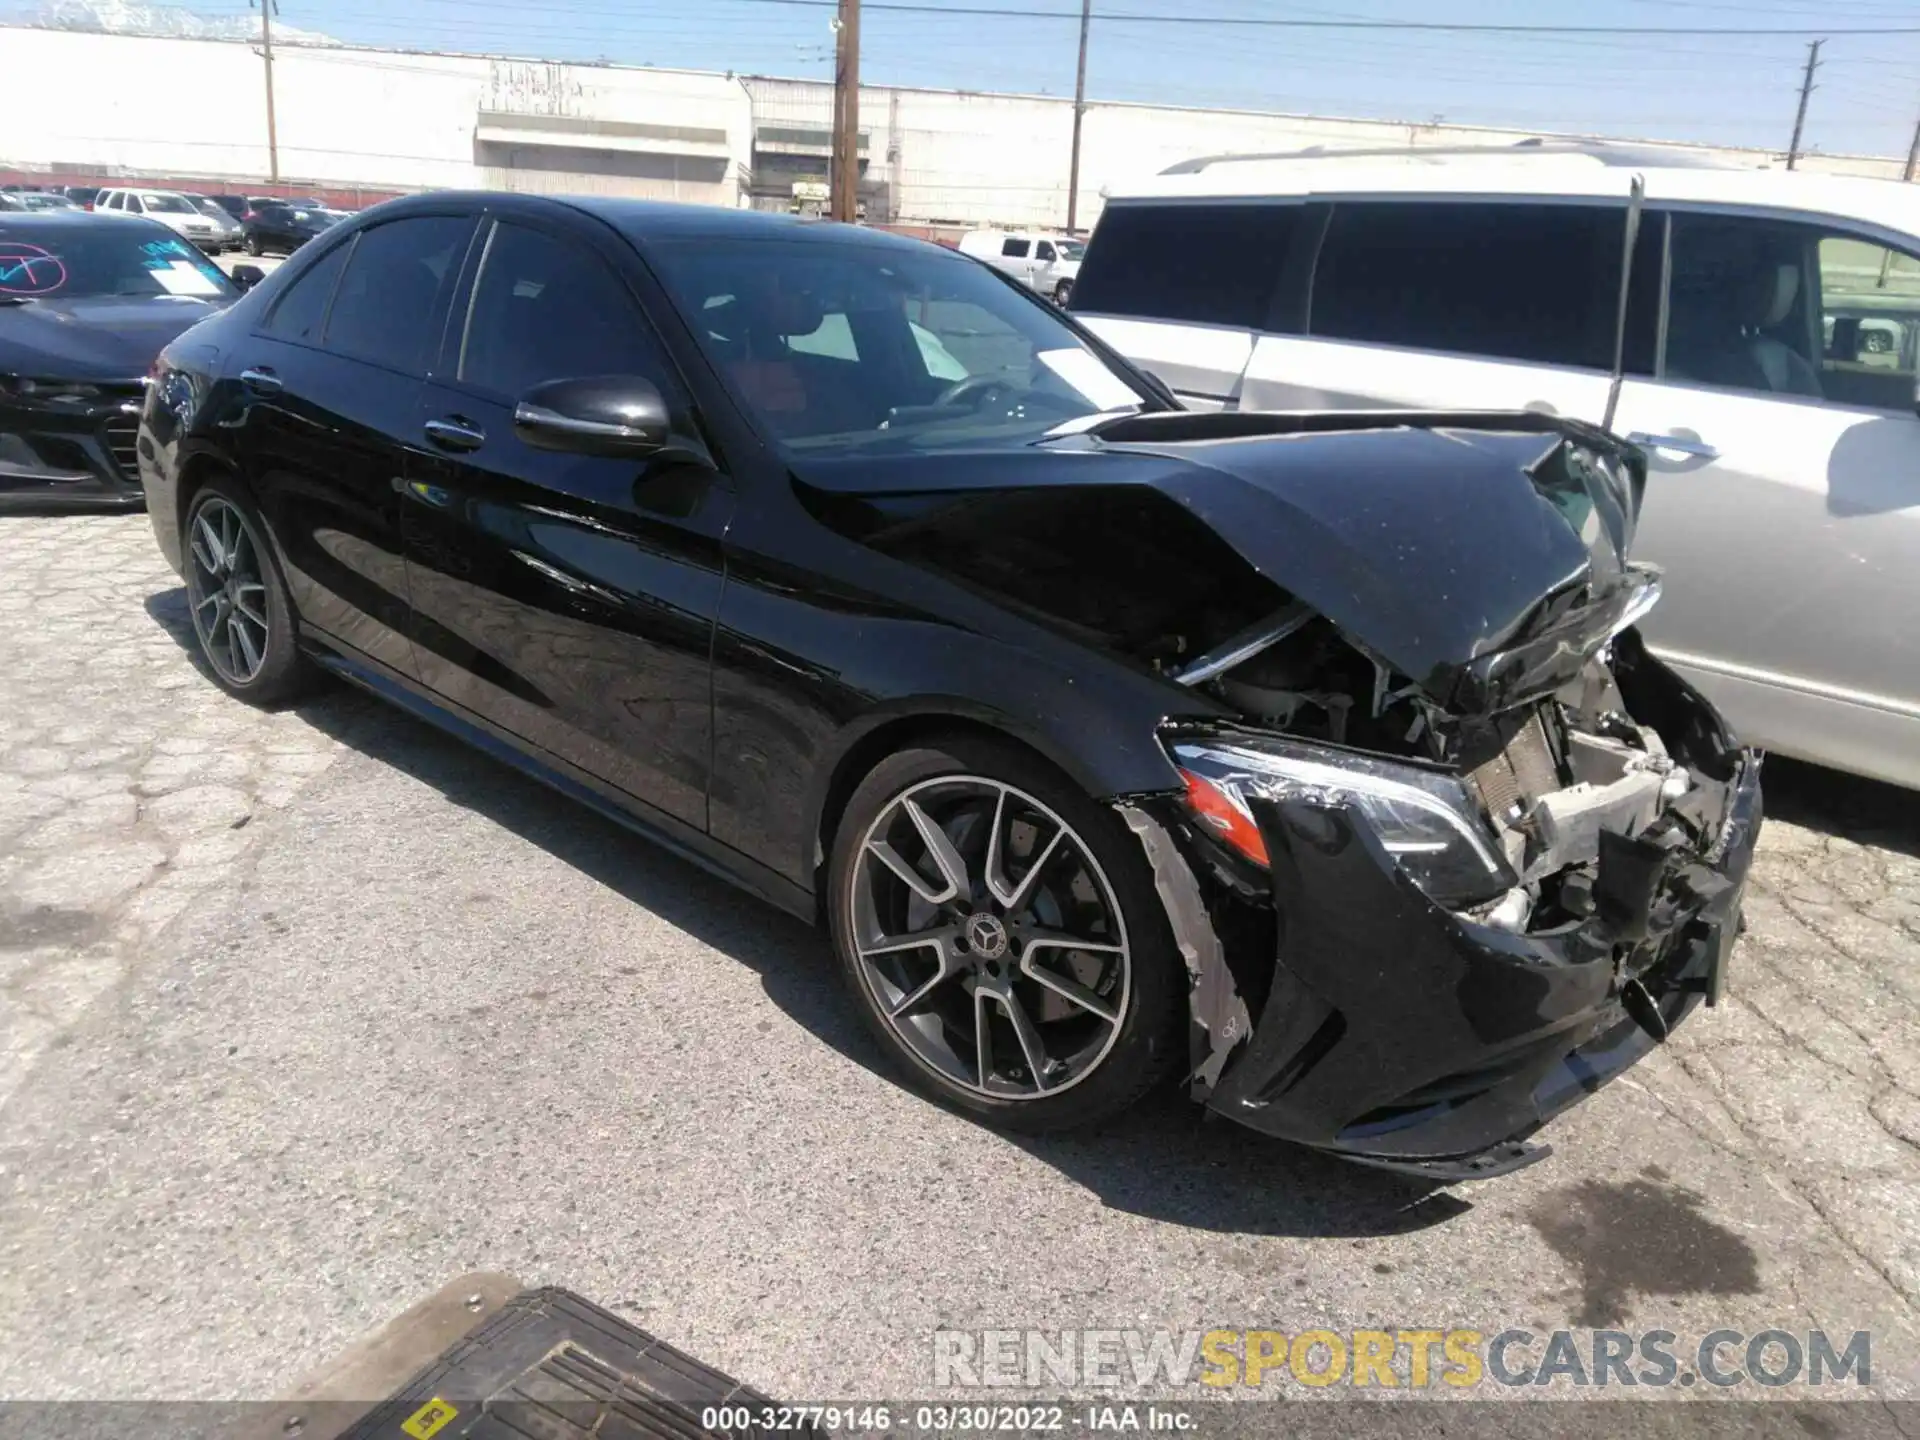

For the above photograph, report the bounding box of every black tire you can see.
[828,734,1185,1132]
[1053,278,1073,305]
[182,477,315,706]
[245,233,263,256]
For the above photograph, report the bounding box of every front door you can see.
[399,213,732,829]
[1610,210,1920,781]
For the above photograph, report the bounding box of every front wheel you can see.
[828,735,1185,1131]
[183,480,314,705]
[245,233,263,256]
[1053,278,1073,305]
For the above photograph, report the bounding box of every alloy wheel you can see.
[848,775,1132,1100]
[186,496,272,686]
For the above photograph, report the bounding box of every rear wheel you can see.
[245,232,263,256]
[828,736,1184,1131]
[183,480,314,705]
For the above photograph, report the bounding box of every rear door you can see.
[400,210,732,828]
[1609,208,1920,779]
[1073,201,1307,411]
[1238,198,1654,422]
[232,210,476,678]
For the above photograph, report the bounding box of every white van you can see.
[957,229,1084,303]
[1072,142,1920,790]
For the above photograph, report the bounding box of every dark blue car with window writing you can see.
[1,212,235,507]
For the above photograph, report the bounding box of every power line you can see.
[578,1,1920,36]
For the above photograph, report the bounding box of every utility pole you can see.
[1785,37,1822,171]
[1904,110,1920,182]
[831,0,861,223]
[254,0,280,181]
[1066,0,1091,233]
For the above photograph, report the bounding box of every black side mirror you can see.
[229,263,267,292]
[514,375,673,458]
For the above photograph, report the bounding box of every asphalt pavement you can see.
[0,514,1916,1427]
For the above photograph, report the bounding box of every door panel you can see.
[235,338,423,675]
[399,216,730,828]
[1613,208,1920,778]
[234,213,474,676]
[1238,333,1612,418]
[1080,316,1255,411]
[1611,382,1920,763]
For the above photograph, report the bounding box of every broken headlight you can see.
[1170,735,1518,908]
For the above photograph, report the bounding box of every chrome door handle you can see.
[1627,431,1719,461]
[424,417,485,452]
[239,367,281,395]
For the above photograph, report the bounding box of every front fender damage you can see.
[1115,802,1252,1096]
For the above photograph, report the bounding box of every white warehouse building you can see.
[1,24,1910,230]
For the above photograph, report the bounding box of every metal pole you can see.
[259,0,280,181]
[1066,0,1091,232]
[1786,38,1822,171]
[1904,111,1920,182]
[832,0,861,222]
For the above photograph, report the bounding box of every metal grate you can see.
[101,414,140,480]
[1469,707,1562,826]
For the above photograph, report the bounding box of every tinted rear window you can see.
[323,215,470,373]
[1311,201,1629,370]
[1071,202,1301,328]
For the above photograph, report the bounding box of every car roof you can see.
[0,210,176,236]
[365,190,918,248]
[1111,142,1920,238]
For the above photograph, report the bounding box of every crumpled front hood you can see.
[793,412,1646,711]
[0,294,231,382]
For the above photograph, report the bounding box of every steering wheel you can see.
[930,374,1007,410]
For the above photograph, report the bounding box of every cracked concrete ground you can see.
[0,513,1916,1420]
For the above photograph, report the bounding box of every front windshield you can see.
[142,194,196,215]
[648,237,1149,456]
[0,226,237,300]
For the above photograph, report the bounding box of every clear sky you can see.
[170,0,1920,159]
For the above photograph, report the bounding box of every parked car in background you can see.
[60,185,104,210]
[957,229,1083,303]
[241,200,343,255]
[0,195,23,212]
[209,194,251,221]
[93,187,226,252]
[0,211,237,507]
[18,193,79,212]
[1074,141,1920,792]
[180,193,243,251]
[137,194,1757,1178]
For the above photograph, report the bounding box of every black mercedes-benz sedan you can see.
[2,211,237,507]
[137,193,1761,1180]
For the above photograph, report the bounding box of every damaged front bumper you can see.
[1122,646,1763,1183]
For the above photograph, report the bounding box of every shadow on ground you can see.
[142,585,1466,1241]
[1758,754,1920,859]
